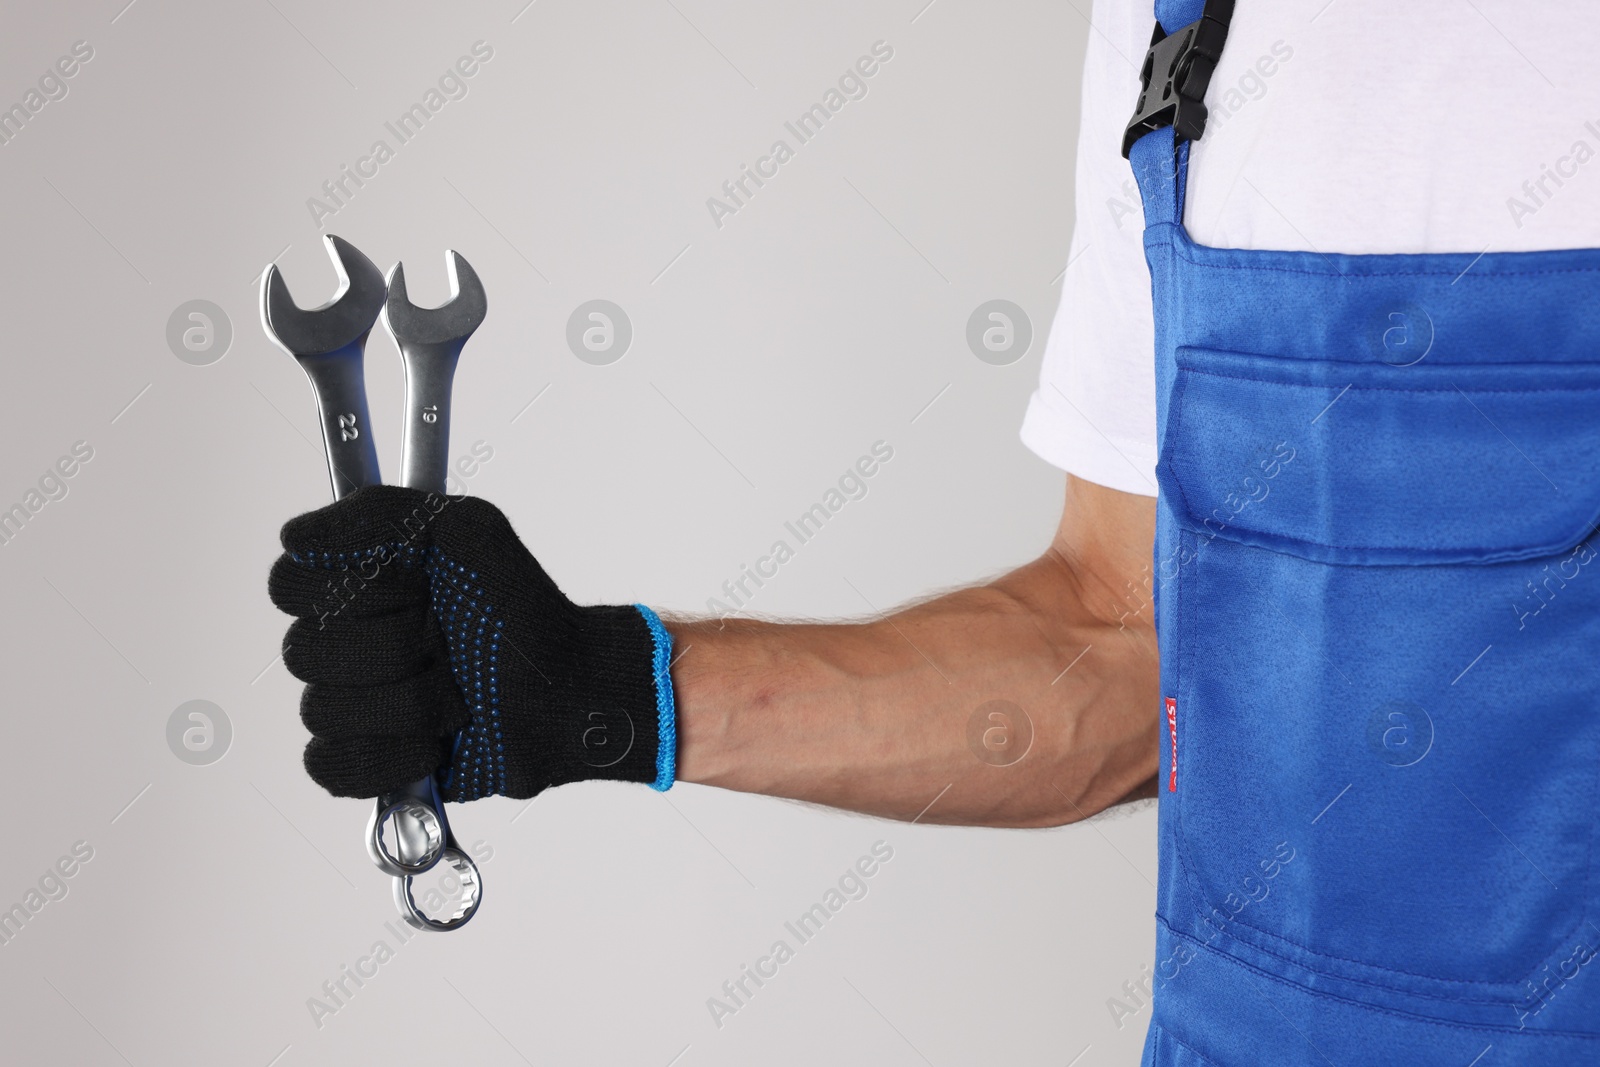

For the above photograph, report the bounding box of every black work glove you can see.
[267,486,676,801]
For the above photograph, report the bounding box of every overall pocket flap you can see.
[1158,348,1600,565]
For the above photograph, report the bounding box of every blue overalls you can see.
[1128,3,1600,1063]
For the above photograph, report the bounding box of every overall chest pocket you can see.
[1156,346,1600,1001]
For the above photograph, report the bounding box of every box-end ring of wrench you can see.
[260,235,484,931]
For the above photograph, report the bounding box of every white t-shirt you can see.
[1021,0,1600,496]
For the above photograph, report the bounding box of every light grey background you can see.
[0,1,1158,1063]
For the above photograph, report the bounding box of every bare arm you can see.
[667,475,1159,828]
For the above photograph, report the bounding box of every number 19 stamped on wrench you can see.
[260,234,487,931]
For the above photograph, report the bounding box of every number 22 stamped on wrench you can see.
[260,234,487,931]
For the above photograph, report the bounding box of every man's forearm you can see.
[667,478,1161,828]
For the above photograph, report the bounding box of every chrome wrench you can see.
[370,249,487,930]
[260,235,385,498]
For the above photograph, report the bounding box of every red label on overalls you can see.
[1166,697,1178,791]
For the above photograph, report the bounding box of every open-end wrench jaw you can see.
[383,251,487,346]
[382,251,487,494]
[260,235,388,359]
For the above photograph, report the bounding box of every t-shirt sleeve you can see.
[1019,0,1159,497]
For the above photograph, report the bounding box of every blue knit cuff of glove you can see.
[633,604,677,791]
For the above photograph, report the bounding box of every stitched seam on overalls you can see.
[1156,915,1600,1037]
[1168,865,1579,1003]
[1179,366,1600,396]
[1152,1025,1223,1066]
[1167,235,1600,280]
[1164,516,1596,563]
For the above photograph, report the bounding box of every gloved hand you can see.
[267,485,676,801]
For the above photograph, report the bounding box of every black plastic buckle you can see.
[1121,0,1234,158]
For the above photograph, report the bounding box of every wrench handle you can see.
[298,341,382,500]
[398,340,462,494]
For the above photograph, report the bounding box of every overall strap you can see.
[1125,0,1232,226]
